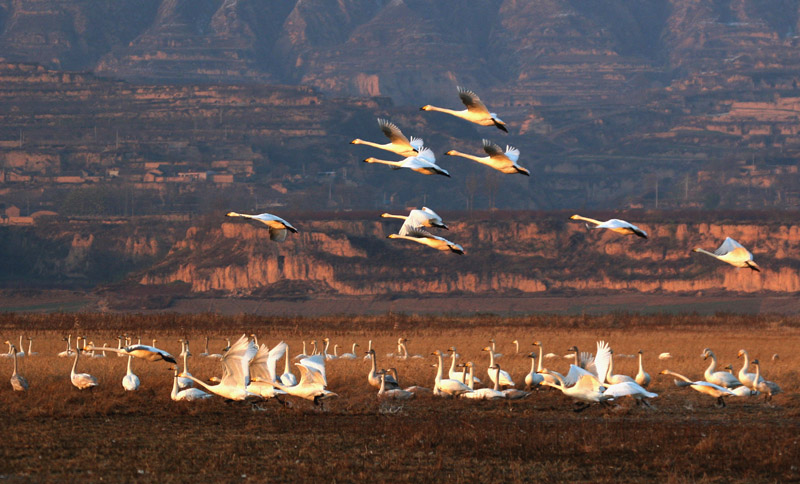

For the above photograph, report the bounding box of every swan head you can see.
[481,346,491,352]
[527,352,536,359]
[737,349,746,358]
[445,150,456,156]
[431,350,443,356]
[448,346,456,352]
[567,345,578,353]
[691,248,701,253]
[569,214,580,220]
[350,139,362,145]
[701,348,712,359]
[752,359,760,366]
[659,370,671,375]
[449,243,465,254]
[363,157,375,164]
[638,349,643,354]
[532,341,541,347]
[420,105,433,111]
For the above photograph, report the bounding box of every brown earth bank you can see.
[0,316,798,482]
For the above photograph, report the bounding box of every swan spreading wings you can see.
[387,223,464,254]
[363,148,450,177]
[446,139,529,175]
[226,212,298,242]
[692,237,760,271]
[570,214,648,239]
[421,87,508,132]
[351,118,423,158]
[381,207,448,230]
[184,334,260,401]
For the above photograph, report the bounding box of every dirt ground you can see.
[0,316,798,482]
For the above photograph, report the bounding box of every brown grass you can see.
[0,313,799,482]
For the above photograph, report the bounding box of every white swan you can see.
[7,343,28,391]
[532,341,563,388]
[524,353,544,390]
[381,207,448,231]
[635,350,651,388]
[322,338,336,361]
[198,336,210,357]
[481,346,514,388]
[661,370,734,407]
[605,349,635,385]
[701,348,742,388]
[387,224,464,254]
[247,342,289,399]
[16,335,25,357]
[70,338,98,390]
[338,343,359,360]
[544,369,610,411]
[378,371,415,400]
[280,347,298,386]
[122,355,140,391]
[225,211,298,242]
[366,349,399,389]
[364,148,450,177]
[183,334,260,401]
[421,86,508,132]
[266,354,337,405]
[432,350,472,397]
[177,347,194,390]
[26,337,37,357]
[398,338,423,359]
[86,342,176,364]
[693,237,760,271]
[750,359,782,401]
[461,362,505,400]
[57,335,75,358]
[171,367,211,402]
[445,139,529,175]
[569,214,648,239]
[351,118,423,157]
[602,381,657,406]
[735,349,763,388]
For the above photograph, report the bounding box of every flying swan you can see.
[225,212,298,242]
[569,215,648,239]
[421,86,508,132]
[363,148,450,177]
[692,237,760,271]
[445,139,529,175]
[351,118,423,157]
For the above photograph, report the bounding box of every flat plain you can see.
[0,312,798,483]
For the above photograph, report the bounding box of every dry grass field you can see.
[0,312,799,483]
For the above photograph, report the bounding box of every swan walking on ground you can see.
[122,355,140,391]
[70,338,98,390]
[569,215,648,239]
[6,342,28,391]
[225,212,298,242]
[693,237,760,271]
[421,86,508,132]
[351,118,423,157]
[363,148,450,177]
[445,139,529,175]
[660,370,734,407]
[381,207,448,230]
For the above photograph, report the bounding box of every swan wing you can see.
[124,345,176,364]
[604,381,657,399]
[249,344,271,381]
[220,334,257,388]
[378,118,412,146]
[574,373,604,392]
[504,146,520,163]
[596,219,631,229]
[420,206,444,225]
[564,364,594,387]
[298,354,327,386]
[715,237,745,256]
[458,87,490,114]
[482,139,506,158]
[267,342,287,381]
[409,136,424,150]
[594,340,611,384]
[415,147,436,164]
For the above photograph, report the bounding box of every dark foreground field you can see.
[0,313,798,483]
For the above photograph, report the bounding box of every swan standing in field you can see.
[381,207,448,231]
[701,348,742,388]
[122,355,140,391]
[460,362,505,400]
[432,350,472,397]
[660,370,734,407]
[635,350,651,388]
[225,211,298,242]
[86,342,176,364]
[445,139,529,175]
[421,86,508,132]
[16,336,25,357]
[482,346,514,388]
[524,353,544,390]
[532,341,563,388]
[363,148,451,177]
[26,338,37,357]
[387,224,465,254]
[71,338,98,390]
[569,214,648,239]
[6,343,28,391]
[735,349,764,388]
[177,347,194,390]
[750,359,782,401]
[366,349,399,389]
[378,371,415,400]
[692,237,760,271]
[338,343,359,360]
[280,348,298,386]
[183,334,260,401]
[58,335,75,358]
[171,367,211,402]
[351,118,423,157]
[605,349,635,385]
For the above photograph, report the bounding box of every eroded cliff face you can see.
[138,215,800,296]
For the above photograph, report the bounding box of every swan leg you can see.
[715,397,726,408]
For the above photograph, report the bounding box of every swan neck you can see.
[638,353,644,373]
[572,215,603,226]
[71,349,79,376]
[537,345,544,372]
[183,351,189,371]
[435,353,444,382]
[427,106,461,116]
[468,365,474,390]
[494,367,500,391]
[381,213,406,220]
[284,350,290,373]
[449,352,457,372]
[171,372,179,398]
[127,354,133,373]
[12,347,18,373]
